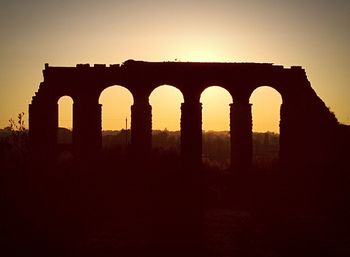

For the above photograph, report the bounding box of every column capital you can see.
[230,102,252,107]
[182,90,201,104]
[232,94,251,105]
[133,91,150,105]
[181,101,202,109]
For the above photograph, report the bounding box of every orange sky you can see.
[1,0,349,132]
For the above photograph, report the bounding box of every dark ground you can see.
[2,152,350,257]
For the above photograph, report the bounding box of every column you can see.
[29,101,58,160]
[130,100,152,160]
[279,103,288,167]
[73,99,102,158]
[180,100,202,169]
[279,102,302,169]
[230,102,252,171]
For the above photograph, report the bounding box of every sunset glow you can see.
[99,86,133,131]
[201,86,232,132]
[250,87,282,133]
[150,85,183,131]
[184,49,224,62]
[58,96,73,130]
[0,0,349,131]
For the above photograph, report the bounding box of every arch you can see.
[200,86,232,168]
[99,85,133,149]
[249,86,282,133]
[149,85,184,131]
[200,86,233,131]
[57,95,73,144]
[149,85,183,154]
[249,86,282,167]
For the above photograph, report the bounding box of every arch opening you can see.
[149,85,183,156]
[99,86,133,150]
[57,96,73,144]
[249,86,282,169]
[200,86,232,169]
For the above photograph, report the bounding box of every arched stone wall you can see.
[29,61,339,170]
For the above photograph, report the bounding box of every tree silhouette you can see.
[7,112,28,160]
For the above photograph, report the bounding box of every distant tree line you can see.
[55,128,279,168]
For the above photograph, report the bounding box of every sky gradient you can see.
[1,0,349,132]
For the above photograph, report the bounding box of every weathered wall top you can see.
[35,60,309,105]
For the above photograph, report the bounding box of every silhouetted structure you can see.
[29,60,338,170]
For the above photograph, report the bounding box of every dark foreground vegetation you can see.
[1,126,350,257]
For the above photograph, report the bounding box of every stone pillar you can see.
[279,103,288,166]
[279,102,301,168]
[180,101,202,169]
[29,101,58,160]
[230,102,252,171]
[73,99,102,158]
[131,100,152,160]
